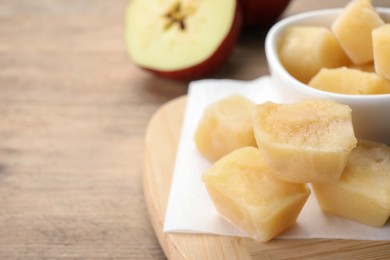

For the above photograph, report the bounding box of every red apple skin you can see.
[141,3,243,81]
[239,0,291,28]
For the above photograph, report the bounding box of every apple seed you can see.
[164,2,186,31]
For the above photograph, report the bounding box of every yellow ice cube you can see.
[348,62,375,73]
[312,140,390,227]
[194,95,256,162]
[279,26,350,83]
[308,67,390,94]
[331,0,385,64]
[373,24,390,80]
[253,100,357,183]
[202,147,310,242]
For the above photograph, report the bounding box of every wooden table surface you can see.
[1,0,389,259]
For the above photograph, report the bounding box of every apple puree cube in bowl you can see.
[279,26,350,83]
[348,62,375,73]
[373,24,390,80]
[265,6,390,143]
[253,100,357,183]
[312,140,390,227]
[308,67,390,94]
[331,0,384,64]
[202,147,310,242]
[194,95,256,162]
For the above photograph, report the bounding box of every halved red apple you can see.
[125,0,242,81]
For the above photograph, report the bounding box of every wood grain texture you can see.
[1,0,390,259]
[144,97,252,260]
[144,97,390,260]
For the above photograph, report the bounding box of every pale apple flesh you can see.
[125,0,242,80]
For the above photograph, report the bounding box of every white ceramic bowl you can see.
[265,8,390,144]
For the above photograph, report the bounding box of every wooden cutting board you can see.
[143,96,390,259]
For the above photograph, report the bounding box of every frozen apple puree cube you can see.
[308,67,390,94]
[202,147,310,242]
[194,95,256,162]
[331,0,384,64]
[279,26,350,83]
[348,62,375,73]
[312,140,390,227]
[253,100,357,183]
[373,24,390,80]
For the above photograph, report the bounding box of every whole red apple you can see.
[239,0,291,28]
[125,0,242,81]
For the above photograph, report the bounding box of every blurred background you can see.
[0,0,390,259]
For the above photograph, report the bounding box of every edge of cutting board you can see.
[143,96,390,260]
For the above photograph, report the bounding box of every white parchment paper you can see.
[163,76,390,240]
